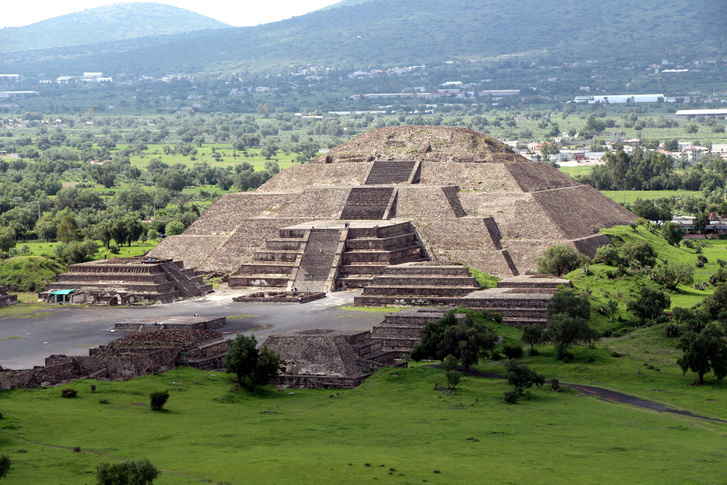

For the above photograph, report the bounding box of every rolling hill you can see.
[0,2,230,54]
[2,0,725,76]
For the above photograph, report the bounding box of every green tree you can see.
[411,311,498,369]
[0,226,16,252]
[547,290,591,320]
[503,359,544,403]
[537,245,587,276]
[650,261,694,290]
[661,221,684,246]
[223,334,281,391]
[96,458,159,485]
[165,220,185,236]
[521,324,544,351]
[57,214,79,243]
[546,313,593,360]
[627,286,671,323]
[677,325,727,385]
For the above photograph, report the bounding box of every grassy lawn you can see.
[1,364,725,484]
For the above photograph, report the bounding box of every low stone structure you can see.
[42,257,212,304]
[0,286,18,307]
[114,316,227,332]
[264,329,405,389]
[0,330,227,390]
[232,291,326,304]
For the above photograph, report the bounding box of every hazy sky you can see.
[1,0,342,28]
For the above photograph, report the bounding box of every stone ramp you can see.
[292,229,342,293]
[340,187,395,220]
[365,160,418,185]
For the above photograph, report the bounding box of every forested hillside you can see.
[0,3,230,54]
[3,0,724,76]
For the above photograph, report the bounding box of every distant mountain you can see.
[0,2,230,53]
[3,0,725,76]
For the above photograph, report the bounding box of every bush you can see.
[696,259,705,268]
[0,454,10,480]
[502,342,524,359]
[665,324,681,338]
[149,391,169,411]
[681,239,694,249]
[96,458,159,485]
[503,388,519,404]
[61,387,77,398]
[621,241,657,268]
[537,245,589,276]
[594,244,620,266]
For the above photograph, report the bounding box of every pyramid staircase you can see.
[229,228,307,289]
[340,187,396,220]
[353,263,482,306]
[364,160,419,185]
[336,222,425,289]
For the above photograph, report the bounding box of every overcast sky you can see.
[1,0,342,28]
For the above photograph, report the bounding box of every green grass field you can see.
[601,190,702,205]
[1,357,726,484]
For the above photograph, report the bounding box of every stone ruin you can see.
[0,329,227,390]
[0,286,18,307]
[41,256,213,304]
[264,329,406,389]
[149,125,635,298]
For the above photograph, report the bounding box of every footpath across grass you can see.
[1,364,726,484]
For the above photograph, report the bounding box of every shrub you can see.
[681,239,694,249]
[621,241,657,268]
[697,254,708,265]
[96,458,159,485]
[718,259,727,268]
[61,387,77,398]
[502,342,524,359]
[0,454,10,480]
[537,245,589,276]
[594,245,620,266]
[149,391,169,411]
[503,388,519,404]
[694,281,709,291]
[665,324,681,338]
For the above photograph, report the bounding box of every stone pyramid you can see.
[149,126,634,281]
